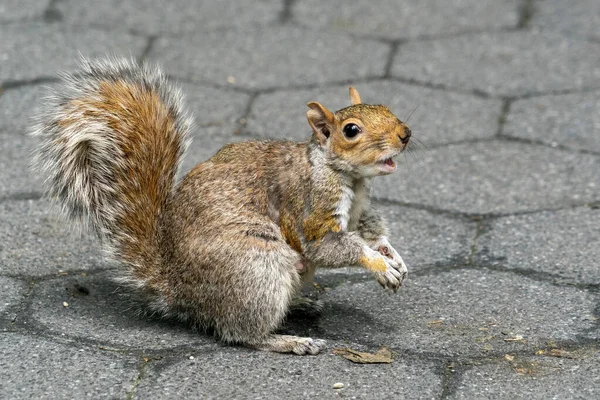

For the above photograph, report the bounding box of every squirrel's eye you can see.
[343,123,361,139]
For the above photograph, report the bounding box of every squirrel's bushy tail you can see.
[31,57,193,290]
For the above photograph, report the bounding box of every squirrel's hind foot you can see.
[288,297,324,318]
[252,334,327,355]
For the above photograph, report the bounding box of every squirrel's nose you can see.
[399,127,411,144]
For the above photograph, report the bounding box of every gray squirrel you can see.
[31,58,410,355]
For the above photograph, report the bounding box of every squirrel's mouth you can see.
[375,156,397,174]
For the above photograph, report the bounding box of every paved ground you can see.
[1,0,599,398]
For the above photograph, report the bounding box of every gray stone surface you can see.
[134,347,442,399]
[0,85,48,135]
[477,207,600,285]
[0,277,26,326]
[245,81,501,144]
[2,0,600,398]
[391,31,600,97]
[0,132,42,198]
[149,26,389,89]
[504,91,600,153]
[532,0,600,41]
[293,0,520,39]
[57,0,283,35]
[0,200,104,277]
[0,0,49,22]
[374,141,600,215]
[0,23,146,82]
[0,333,137,399]
[28,271,213,349]
[318,269,599,357]
[0,85,50,198]
[182,82,250,130]
[451,350,600,399]
[374,204,475,271]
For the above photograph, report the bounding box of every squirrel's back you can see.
[31,58,193,293]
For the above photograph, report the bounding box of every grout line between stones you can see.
[414,262,600,293]
[439,360,463,400]
[517,0,535,30]
[495,98,512,137]
[43,0,64,23]
[165,72,600,106]
[383,40,401,79]
[278,0,297,24]
[234,92,258,136]
[374,194,600,221]
[9,279,37,329]
[466,218,485,266]
[0,77,59,92]
[0,192,44,203]
[4,297,598,378]
[137,35,157,64]
[1,266,116,283]
[497,134,600,156]
[290,18,516,43]
[126,355,150,400]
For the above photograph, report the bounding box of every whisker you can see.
[406,144,426,168]
[402,151,414,175]
[411,137,431,152]
[405,146,418,165]
[405,105,419,123]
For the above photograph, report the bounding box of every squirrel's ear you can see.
[349,86,362,105]
[307,102,334,146]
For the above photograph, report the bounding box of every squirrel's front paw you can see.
[373,237,408,286]
[374,258,405,292]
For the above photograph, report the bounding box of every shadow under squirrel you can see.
[31,58,411,355]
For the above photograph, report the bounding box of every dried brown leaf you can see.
[332,346,393,364]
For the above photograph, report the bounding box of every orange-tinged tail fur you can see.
[31,58,193,290]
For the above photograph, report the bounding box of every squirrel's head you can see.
[306,87,411,178]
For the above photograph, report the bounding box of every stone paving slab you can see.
[293,0,520,40]
[0,23,146,82]
[504,91,600,154]
[477,206,600,285]
[450,350,600,399]
[0,132,42,198]
[182,82,250,130]
[149,26,389,89]
[0,277,26,328]
[134,347,442,399]
[0,0,49,22]
[27,271,213,350]
[0,332,138,399]
[245,81,501,144]
[0,200,104,277]
[317,269,599,357]
[375,141,600,215]
[531,0,600,41]
[0,84,49,198]
[0,85,47,135]
[391,31,600,97]
[56,0,283,35]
